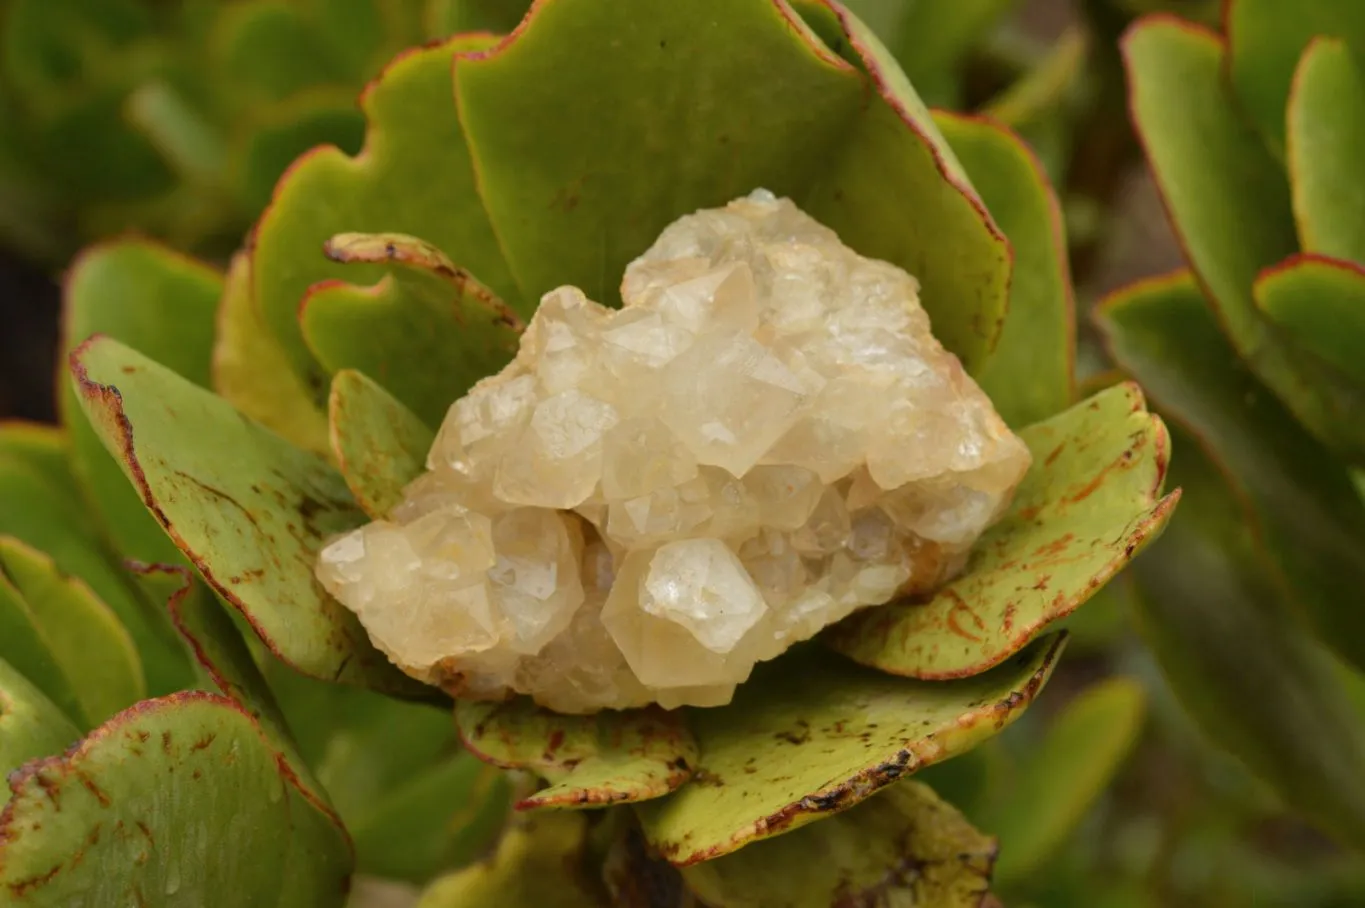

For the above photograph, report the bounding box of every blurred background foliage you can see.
[4,1,1365,906]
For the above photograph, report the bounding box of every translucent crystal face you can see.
[317,190,1031,713]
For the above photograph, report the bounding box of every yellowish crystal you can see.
[317,190,1030,713]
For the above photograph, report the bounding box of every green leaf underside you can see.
[456,0,1005,374]
[0,440,187,697]
[328,369,435,518]
[60,239,222,568]
[680,780,997,908]
[70,336,423,696]
[304,232,520,428]
[826,383,1174,679]
[1130,418,1365,851]
[251,33,513,403]
[1124,17,1365,461]
[0,658,80,782]
[935,111,1074,427]
[1225,0,1365,154]
[984,677,1147,884]
[416,812,601,908]
[1286,37,1365,262]
[456,699,697,809]
[0,538,143,730]
[0,693,352,908]
[1098,272,1365,675]
[1256,255,1365,388]
[211,251,331,457]
[635,634,1065,866]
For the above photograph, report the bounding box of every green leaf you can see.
[1129,420,1365,851]
[937,111,1074,427]
[237,98,366,214]
[1285,36,1365,262]
[251,33,513,402]
[456,0,1007,373]
[70,335,423,697]
[329,369,435,518]
[303,232,521,427]
[417,812,603,908]
[457,699,697,809]
[1256,254,1365,388]
[826,383,1175,678]
[0,558,85,728]
[983,677,1147,885]
[885,0,1015,105]
[1097,271,1365,675]
[0,423,79,509]
[0,693,352,907]
[0,658,80,780]
[1224,0,1365,155]
[0,538,143,729]
[680,780,998,908]
[60,239,222,567]
[211,251,331,457]
[635,634,1065,865]
[426,0,531,35]
[1124,16,1365,461]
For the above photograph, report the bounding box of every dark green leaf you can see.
[1256,254,1365,388]
[0,658,80,780]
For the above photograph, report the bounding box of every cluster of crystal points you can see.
[317,190,1030,713]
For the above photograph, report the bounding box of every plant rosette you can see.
[0,1,1175,905]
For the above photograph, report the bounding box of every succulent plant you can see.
[1097,1,1365,853]
[0,1,1177,904]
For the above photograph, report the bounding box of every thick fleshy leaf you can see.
[427,0,531,34]
[635,634,1065,865]
[60,239,221,567]
[1129,420,1365,851]
[0,693,352,907]
[1098,271,1365,674]
[984,677,1147,885]
[681,780,997,908]
[0,423,78,509]
[211,251,331,456]
[1256,255,1365,388]
[329,369,435,518]
[416,812,602,908]
[1286,37,1365,261]
[1124,16,1365,461]
[826,383,1174,679]
[456,0,1007,373]
[0,538,143,729]
[457,699,697,809]
[0,658,80,780]
[937,112,1074,427]
[1224,0,1365,154]
[0,565,83,728]
[70,336,423,696]
[251,33,512,402]
[862,0,1013,107]
[302,232,521,427]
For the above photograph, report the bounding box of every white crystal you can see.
[316,191,1030,712]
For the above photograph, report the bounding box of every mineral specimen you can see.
[317,190,1030,712]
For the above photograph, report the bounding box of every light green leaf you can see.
[0,658,80,780]
[681,780,998,908]
[1098,271,1365,675]
[1286,37,1365,262]
[303,232,521,427]
[60,238,222,567]
[984,677,1147,884]
[938,111,1074,427]
[70,335,423,696]
[251,33,512,403]
[1256,254,1365,388]
[636,634,1065,865]
[457,699,697,809]
[417,812,603,908]
[211,250,331,457]
[0,537,143,729]
[0,693,353,907]
[827,383,1175,678]
[0,560,84,728]
[329,369,435,518]
[0,422,78,509]
[1124,16,1365,461]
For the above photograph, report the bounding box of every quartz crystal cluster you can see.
[317,190,1031,713]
